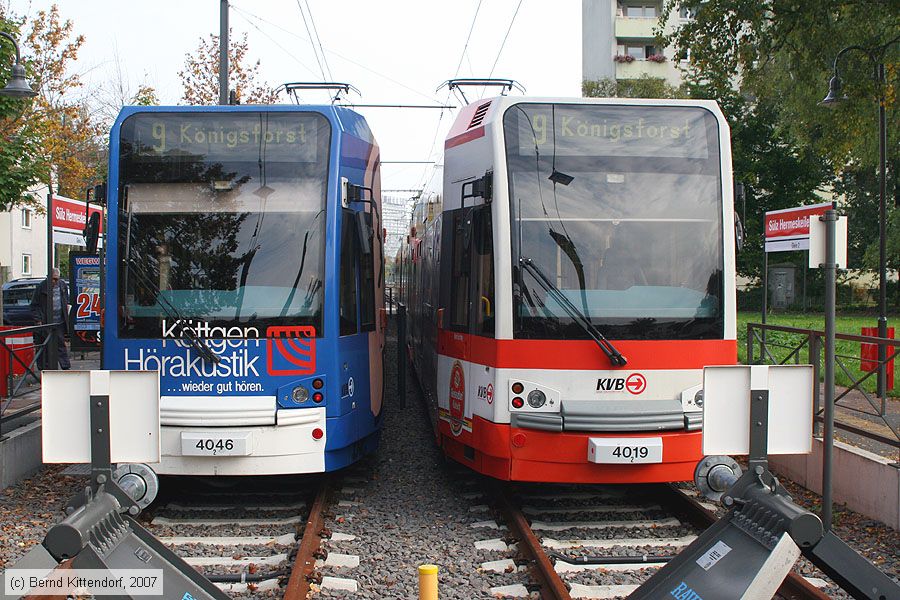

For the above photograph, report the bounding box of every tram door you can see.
[338,208,381,449]
[440,205,495,436]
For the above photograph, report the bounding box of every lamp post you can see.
[0,32,54,370]
[821,36,899,401]
[0,31,37,98]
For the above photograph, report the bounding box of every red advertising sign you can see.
[448,360,465,436]
[860,327,895,391]
[764,202,832,253]
[52,195,104,234]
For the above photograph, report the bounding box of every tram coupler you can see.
[631,457,900,600]
[2,483,229,600]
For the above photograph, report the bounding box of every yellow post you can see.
[418,564,438,600]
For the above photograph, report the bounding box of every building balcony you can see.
[615,59,680,82]
[615,16,657,39]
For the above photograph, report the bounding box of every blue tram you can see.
[104,105,385,475]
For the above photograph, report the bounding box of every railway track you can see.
[137,474,364,598]
[472,482,833,600]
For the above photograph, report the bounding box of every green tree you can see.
[0,5,103,209]
[658,0,900,280]
[0,13,43,211]
[179,31,278,105]
[661,0,898,170]
[583,74,686,99]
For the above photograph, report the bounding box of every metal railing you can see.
[746,322,899,462]
[0,322,60,426]
[384,286,398,314]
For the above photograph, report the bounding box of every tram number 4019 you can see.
[588,437,663,464]
[612,446,649,461]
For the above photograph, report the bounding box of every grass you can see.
[737,311,898,398]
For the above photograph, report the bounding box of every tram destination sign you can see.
[517,105,711,159]
[764,202,833,253]
[128,113,320,163]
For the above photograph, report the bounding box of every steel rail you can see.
[283,481,331,600]
[814,414,900,449]
[662,484,831,600]
[493,485,571,600]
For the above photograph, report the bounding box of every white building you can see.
[0,183,49,282]
[582,0,693,87]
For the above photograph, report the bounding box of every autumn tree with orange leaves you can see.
[179,31,279,105]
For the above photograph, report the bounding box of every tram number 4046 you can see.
[196,439,233,453]
[181,432,251,456]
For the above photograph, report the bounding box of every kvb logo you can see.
[597,372,647,394]
[266,326,316,376]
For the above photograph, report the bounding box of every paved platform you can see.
[0,351,100,488]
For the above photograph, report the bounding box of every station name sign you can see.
[764,202,833,253]
[127,113,322,163]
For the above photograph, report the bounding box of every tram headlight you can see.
[292,385,310,403]
[511,382,524,394]
[527,390,546,408]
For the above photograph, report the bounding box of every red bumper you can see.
[440,416,701,484]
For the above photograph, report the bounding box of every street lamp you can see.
[820,36,899,400]
[0,31,37,98]
[0,32,54,370]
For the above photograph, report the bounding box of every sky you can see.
[7,0,583,198]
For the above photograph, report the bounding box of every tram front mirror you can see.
[93,182,107,205]
[733,181,746,252]
[84,212,101,253]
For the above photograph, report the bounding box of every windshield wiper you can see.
[519,257,627,367]
[125,256,221,364]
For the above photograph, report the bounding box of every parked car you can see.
[2,277,43,326]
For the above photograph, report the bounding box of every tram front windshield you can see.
[503,103,724,340]
[117,112,331,338]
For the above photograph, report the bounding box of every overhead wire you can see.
[230,8,319,85]
[483,0,525,97]
[231,3,443,104]
[453,0,483,79]
[417,0,483,191]
[304,0,334,81]
[295,0,328,83]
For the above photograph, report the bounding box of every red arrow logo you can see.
[625,373,647,395]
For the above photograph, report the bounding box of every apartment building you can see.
[0,183,49,282]
[582,0,693,86]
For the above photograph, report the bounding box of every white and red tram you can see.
[401,97,737,483]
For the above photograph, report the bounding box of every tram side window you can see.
[359,212,376,332]
[473,208,495,336]
[448,210,471,331]
[340,211,358,336]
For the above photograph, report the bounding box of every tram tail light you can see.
[312,378,324,390]
[511,382,524,394]
[313,392,324,403]
[511,397,524,409]
[312,428,324,440]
